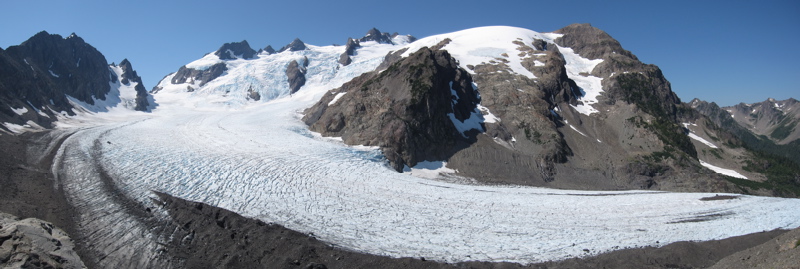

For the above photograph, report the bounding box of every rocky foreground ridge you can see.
[0,213,86,268]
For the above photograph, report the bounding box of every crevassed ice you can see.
[52,26,800,265]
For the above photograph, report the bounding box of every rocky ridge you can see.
[0,32,111,128]
[0,31,154,132]
[725,98,800,144]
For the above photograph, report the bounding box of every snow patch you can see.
[688,133,718,149]
[184,53,224,71]
[559,46,604,116]
[699,160,747,179]
[477,104,499,123]
[569,124,587,137]
[328,92,347,106]
[1,120,44,134]
[49,70,60,78]
[10,105,28,115]
[403,161,456,179]
[400,26,553,79]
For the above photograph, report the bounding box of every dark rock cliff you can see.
[304,47,480,171]
[0,31,147,129]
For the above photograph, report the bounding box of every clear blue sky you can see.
[2,0,797,106]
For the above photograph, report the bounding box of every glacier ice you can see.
[50,26,800,265]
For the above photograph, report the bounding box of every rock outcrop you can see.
[286,57,308,94]
[338,38,360,66]
[304,47,481,171]
[168,63,228,91]
[0,212,86,268]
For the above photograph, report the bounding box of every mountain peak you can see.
[279,38,307,52]
[119,58,132,68]
[554,23,635,60]
[214,40,257,60]
[359,28,394,44]
[260,45,276,55]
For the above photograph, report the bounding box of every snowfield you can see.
[49,26,800,265]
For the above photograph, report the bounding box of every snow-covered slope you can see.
[399,26,604,115]
[153,40,408,109]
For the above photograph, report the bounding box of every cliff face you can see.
[304,47,481,171]
[0,32,155,132]
[0,32,112,128]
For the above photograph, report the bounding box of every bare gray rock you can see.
[0,213,86,269]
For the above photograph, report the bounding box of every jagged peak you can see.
[31,30,52,38]
[279,38,307,52]
[119,58,132,68]
[215,40,257,60]
[365,28,381,37]
[359,28,394,44]
[260,45,276,55]
[22,31,87,47]
[554,23,635,60]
